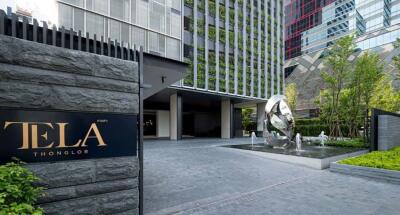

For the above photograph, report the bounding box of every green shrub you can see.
[295,118,321,126]
[339,147,400,171]
[0,161,43,215]
[294,118,352,137]
[324,138,366,148]
[392,146,400,151]
[294,125,329,136]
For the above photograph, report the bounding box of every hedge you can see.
[339,146,400,171]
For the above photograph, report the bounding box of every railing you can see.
[0,9,142,62]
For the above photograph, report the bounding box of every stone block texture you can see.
[29,157,139,215]
[0,35,139,114]
[0,35,139,214]
[378,115,400,151]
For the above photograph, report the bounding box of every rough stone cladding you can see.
[0,34,139,215]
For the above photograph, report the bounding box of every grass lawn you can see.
[339,146,400,171]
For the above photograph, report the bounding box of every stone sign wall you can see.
[0,35,139,214]
[378,115,400,151]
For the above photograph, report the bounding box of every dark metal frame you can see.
[138,47,144,215]
[370,108,400,151]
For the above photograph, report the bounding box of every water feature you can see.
[223,143,364,159]
[318,131,328,147]
[295,133,302,152]
[251,132,257,147]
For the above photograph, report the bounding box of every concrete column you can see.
[156,110,170,138]
[257,102,267,136]
[170,93,182,140]
[221,99,233,139]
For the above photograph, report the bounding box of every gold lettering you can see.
[31,123,54,149]
[77,123,107,147]
[56,123,80,148]
[4,122,30,149]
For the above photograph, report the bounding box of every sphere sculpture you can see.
[263,95,295,149]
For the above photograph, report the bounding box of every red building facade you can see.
[285,0,335,59]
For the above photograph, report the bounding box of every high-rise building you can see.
[356,0,391,32]
[284,0,400,116]
[285,0,400,59]
[181,0,284,98]
[0,0,285,139]
[392,0,400,25]
[301,0,366,54]
[57,0,183,61]
[284,0,335,59]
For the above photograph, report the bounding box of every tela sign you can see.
[0,110,137,163]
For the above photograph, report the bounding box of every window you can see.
[86,0,108,14]
[60,0,84,7]
[148,32,165,56]
[110,19,121,41]
[170,0,180,11]
[74,8,85,32]
[121,23,130,43]
[59,4,73,29]
[167,38,180,60]
[131,0,137,24]
[150,0,166,32]
[137,0,149,27]
[111,0,130,21]
[110,20,130,43]
[86,12,105,38]
[132,26,147,51]
[170,11,181,38]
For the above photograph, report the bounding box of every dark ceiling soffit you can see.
[143,52,188,68]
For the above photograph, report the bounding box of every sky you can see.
[0,0,58,25]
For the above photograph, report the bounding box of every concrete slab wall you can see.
[157,110,170,138]
[221,100,231,139]
[0,35,139,214]
[378,115,400,151]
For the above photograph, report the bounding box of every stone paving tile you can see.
[144,138,400,215]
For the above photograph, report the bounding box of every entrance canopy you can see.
[143,53,188,99]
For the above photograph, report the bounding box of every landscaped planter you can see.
[330,162,400,184]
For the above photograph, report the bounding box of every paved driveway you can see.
[144,138,400,215]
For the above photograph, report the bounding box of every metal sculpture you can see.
[263,95,295,149]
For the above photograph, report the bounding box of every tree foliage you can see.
[392,38,400,78]
[241,108,255,132]
[370,75,400,112]
[321,35,355,138]
[285,83,297,111]
[318,37,391,139]
[0,161,43,215]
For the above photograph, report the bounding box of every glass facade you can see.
[285,0,400,58]
[392,0,400,25]
[58,0,182,60]
[357,25,400,50]
[284,0,335,59]
[356,0,391,32]
[300,0,366,54]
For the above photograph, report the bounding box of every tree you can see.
[321,35,355,138]
[354,52,383,140]
[370,75,400,112]
[242,108,254,132]
[392,38,400,79]
[285,83,297,111]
